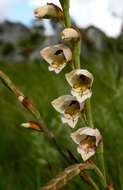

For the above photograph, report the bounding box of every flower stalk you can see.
[80,171,99,190]
[60,1,107,188]
[85,94,107,187]
[59,0,71,28]
[85,98,94,128]
[88,159,107,188]
[33,0,115,189]
[96,143,107,188]
[73,39,81,69]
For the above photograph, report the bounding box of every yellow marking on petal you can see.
[73,84,88,92]
[51,50,67,69]
[51,60,64,68]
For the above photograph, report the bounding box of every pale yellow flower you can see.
[40,44,72,73]
[34,3,63,19]
[61,28,80,41]
[71,127,102,161]
[65,69,94,103]
[51,95,84,128]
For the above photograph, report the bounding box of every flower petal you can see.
[48,62,66,74]
[40,44,72,73]
[71,127,102,161]
[40,44,72,64]
[65,69,94,88]
[78,127,102,146]
[71,89,92,103]
[71,127,102,147]
[51,95,76,114]
[52,95,84,127]
[77,144,96,161]
[61,116,79,128]
[71,130,87,144]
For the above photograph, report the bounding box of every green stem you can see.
[37,118,54,139]
[60,0,81,69]
[85,98,94,128]
[85,98,107,187]
[60,0,71,27]
[89,177,100,190]
[59,1,107,189]
[89,159,107,188]
[74,40,81,69]
[94,163,106,188]
[80,171,99,190]
[64,7,71,27]
[96,143,107,188]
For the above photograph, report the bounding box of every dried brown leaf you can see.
[40,163,92,190]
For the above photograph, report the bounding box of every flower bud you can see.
[18,95,41,119]
[61,28,80,41]
[34,3,64,19]
[107,184,115,190]
[21,121,42,131]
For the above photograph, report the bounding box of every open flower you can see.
[61,27,80,41]
[65,69,94,103]
[71,127,102,161]
[34,3,63,19]
[51,95,84,128]
[40,44,72,73]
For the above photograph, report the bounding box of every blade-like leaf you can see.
[0,69,54,139]
[0,69,40,118]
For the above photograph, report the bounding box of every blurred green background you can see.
[0,21,123,190]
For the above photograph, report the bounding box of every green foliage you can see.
[18,33,44,58]
[1,42,15,56]
[0,51,123,189]
[18,33,44,48]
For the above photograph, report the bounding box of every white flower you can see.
[40,44,72,73]
[34,3,63,19]
[71,127,102,161]
[51,95,84,128]
[61,28,80,41]
[65,69,94,103]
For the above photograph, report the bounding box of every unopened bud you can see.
[61,28,80,41]
[21,121,42,131]
[107,184,115,190]
[34,3,64,19]
[18,96,41,119]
